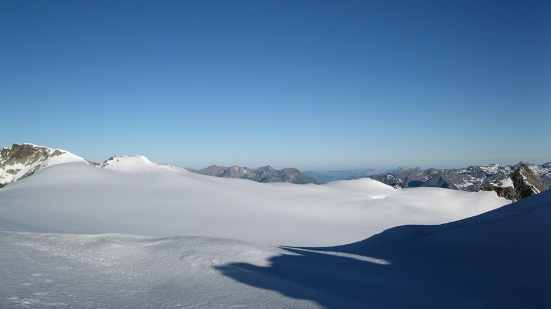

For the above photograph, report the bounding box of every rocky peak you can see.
[2,144,52,166]
[203,165,227,176]
[222,166,255,178]
[511,164,548,196]
[485,164,549,201]
[0,143,86,188]
[256,165,276,172]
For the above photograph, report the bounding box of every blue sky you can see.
[1,1,550,170]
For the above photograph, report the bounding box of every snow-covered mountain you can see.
[0,143,87,188]
[0,144,190,188]
[1,179,548,307]
[190,164,319,184]
[369,162,551,198]
[100,155,187,173]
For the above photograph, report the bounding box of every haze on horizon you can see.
[1,1,549,170]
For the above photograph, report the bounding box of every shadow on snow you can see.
[214,246,432,308]
[215,232,548,308]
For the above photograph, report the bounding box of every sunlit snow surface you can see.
[2,159,547,308]
[0,192,548,308]
[0,233,320,308]
[0,161,508,246]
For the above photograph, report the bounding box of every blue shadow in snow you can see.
[214,246,420,308]
[214,222,546,309]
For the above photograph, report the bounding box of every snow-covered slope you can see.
[0,186,547,308]
[322,189,551,307]
[0,162,508,246]
[0,233,319,308]
[0,143,87,187]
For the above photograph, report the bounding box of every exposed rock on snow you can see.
[485,163,549,201]
[0,143,86,188]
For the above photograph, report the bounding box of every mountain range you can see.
[367,162,550,201]
[189,165,319,184]
[191,161,551,201]
[303,168,405,184]
[0,143,320,187]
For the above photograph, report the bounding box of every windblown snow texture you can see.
[0,189,548,308]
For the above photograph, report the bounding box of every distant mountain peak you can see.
[257,165,275,171]
[190,164,318,184]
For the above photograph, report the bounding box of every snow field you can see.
[0,161,509,246]
[0,232,318,308]
[0,156,548,308]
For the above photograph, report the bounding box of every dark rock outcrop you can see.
[1,143,85,188]
[1,144,57,187]
[483,164,548,201]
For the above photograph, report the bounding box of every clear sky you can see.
[1,0,550,170]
